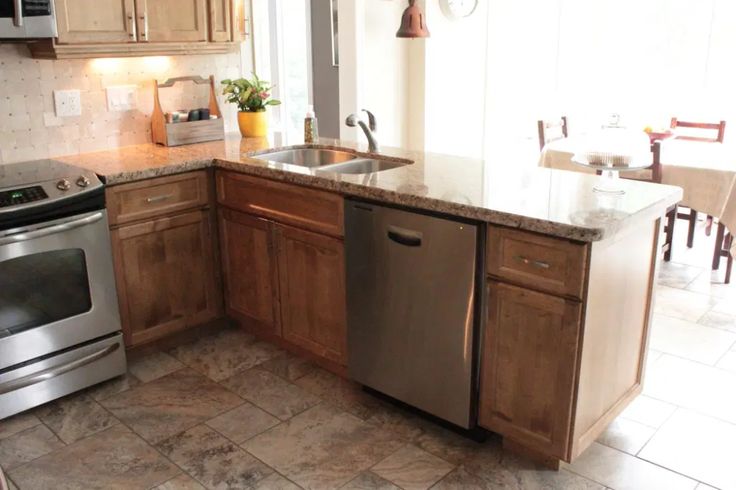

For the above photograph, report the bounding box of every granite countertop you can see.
[58,133,683,242]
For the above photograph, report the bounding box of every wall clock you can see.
[439,0,479,19]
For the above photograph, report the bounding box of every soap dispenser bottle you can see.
[304,105,319,143]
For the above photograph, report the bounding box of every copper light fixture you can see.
[396,0,430,38]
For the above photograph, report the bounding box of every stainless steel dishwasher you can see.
[345,199,480,428]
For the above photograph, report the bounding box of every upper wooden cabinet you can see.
[209,0,232,42]
[30,0,239,58]
[135,0,208,42]
[55,0,137,44]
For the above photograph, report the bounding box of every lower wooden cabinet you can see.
[218,208,280,334]
[111,209,222,346]
[217,206,348,366]
[275,223,348,365]
[479,280,582,459]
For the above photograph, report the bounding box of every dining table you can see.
[540,134,736,259]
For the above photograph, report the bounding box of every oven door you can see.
[0,210,121,370]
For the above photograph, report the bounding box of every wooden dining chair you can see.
[538,116,568,151]
[670,117,726,143]
[712,223,733,284]
[669,117,727,248]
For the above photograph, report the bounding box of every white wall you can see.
[362,0,411,148]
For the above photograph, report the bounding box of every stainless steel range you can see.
[0,160,126,419]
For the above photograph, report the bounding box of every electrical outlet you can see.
[106,85,137,112]
[53,89,82,117]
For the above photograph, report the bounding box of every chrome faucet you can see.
[346,109,379,152]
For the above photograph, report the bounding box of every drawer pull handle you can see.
[514,255,551,269]
[146,194,172,204]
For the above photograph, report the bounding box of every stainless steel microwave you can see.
[0,0,57,38]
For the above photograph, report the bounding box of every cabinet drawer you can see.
[216,171,344,237]
[107,171,210,226]
[487,226,587,298]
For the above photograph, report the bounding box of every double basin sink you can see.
[251,148,410,175]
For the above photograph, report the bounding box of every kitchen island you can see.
[60,133,682,468]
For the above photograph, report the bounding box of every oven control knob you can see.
[76,176,90,188]
[57,179,72,191]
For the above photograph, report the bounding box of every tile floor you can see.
[1,219,735,489]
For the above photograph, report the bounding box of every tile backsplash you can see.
[0,44,246,165]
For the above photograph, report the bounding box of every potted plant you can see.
[221,74,281,137]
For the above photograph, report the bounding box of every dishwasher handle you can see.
[387,225,423,247]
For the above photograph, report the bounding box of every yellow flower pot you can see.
[238,111,268,137]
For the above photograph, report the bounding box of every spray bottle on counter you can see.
[304,105,319,143]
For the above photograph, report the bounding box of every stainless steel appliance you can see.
[0,0,56,38]
[0,159,125,419]
[345,199,480,428]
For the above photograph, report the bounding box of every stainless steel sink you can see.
[316,158,406,175]
[252,148,358,167]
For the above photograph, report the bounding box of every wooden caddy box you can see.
[151,75,224,147]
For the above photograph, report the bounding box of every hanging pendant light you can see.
[396,0,430,38]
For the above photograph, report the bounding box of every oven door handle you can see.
[0,212,103,246]
[13,0,23,27]
[0,342,120,395]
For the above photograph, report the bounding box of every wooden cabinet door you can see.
[55,0,137,44]
[112,210,222,347]
[218,208,280,334]
[479,281,582,459]
[135,0,208,42]
[275,223,347,365]
[209,0,232,41]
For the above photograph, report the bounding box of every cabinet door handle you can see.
[146,194,172,203]
[139,14,148,39]
[514,255,551,270]
[127,14,136,38]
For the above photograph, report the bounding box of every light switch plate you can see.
[106,85,137,112]
[53,89,82,117]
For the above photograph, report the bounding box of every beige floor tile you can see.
[685,269,736,299]
[372,444,454,490]
[258,352,316,382]
[699,311,736,334]
[654,286,718,322]
[250,473,302,489]
[128,351,184,383]
[157,424,274,489]
[712,297,736,316]
[34,393,119,444]
[169,327,281,381]
[565,442,697,490]
[0,424,64,470]
[206,402,280,444]
[412,424,484,465]
[718,351,736,373]
[221,368,320,421]
[100,368,242,444]
[294,368,384,420]
[639,409,736,490]
[9,425,178,489]
[658,262,703,289]
[595,417,656,455]
[619,395,677,428]
[644,354,736,425]
[153,473,206,490]
[650,314,736,365]
[85,371,141,401]
[342,471,400,489]
[435,465,604,490]
[0,412,40,440]
[244,404,403,489]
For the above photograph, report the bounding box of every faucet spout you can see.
[346,110,379,152]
